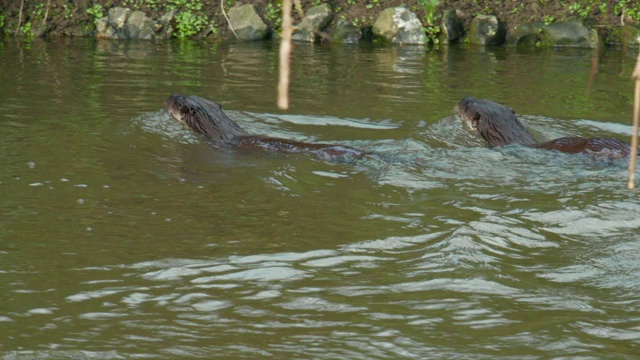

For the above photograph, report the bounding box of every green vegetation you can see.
[598,2,607,13]
[562,0,640,22]
[1,0,637,44]
[144,0,160,11]
[121,0,137,8]
[20,21,35,39]
[424,24,440,45]
[168,0,209,38]
[419,0,439,26]
[265,1,282,34]
[615,0,640,22]
[32,3,46,20]
[63,4,73,19]
[366,0,381,10]
[174,11,208,38]
[86,4,104,22]
[567,2,592,17]
[563,0,606,18]
[512,3,525,14]
[418,0,440,45]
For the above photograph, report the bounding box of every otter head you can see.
[165,94,248,141]
[456,97,536,148]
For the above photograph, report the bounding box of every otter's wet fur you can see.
[457,97,631,158]
[457,97,536,147]
[165,94,368,159]
[165,94,248,141]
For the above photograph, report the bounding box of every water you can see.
[1,38,639,358]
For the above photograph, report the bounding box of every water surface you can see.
[1,38,639,358]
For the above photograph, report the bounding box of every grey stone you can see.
[157,10,177,39]
[108,7,131,34]
[95,17,116,39]
[539,18,599,48]
[94,6,171,40]
[468,14,506,46]
[373,7,426,45]
[440,9,463,43]
[125,10,155,39]
[508,21,545,47]
[292,4,332,42]
[228,4,269,41]
[332,19,361,44]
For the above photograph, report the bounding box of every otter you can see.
[165,94,368,159]
[457,97,631,157]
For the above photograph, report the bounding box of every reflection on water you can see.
[1,38,639,358]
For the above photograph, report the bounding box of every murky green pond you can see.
[1,37,639,358]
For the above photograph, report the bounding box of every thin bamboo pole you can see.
[628,41,640,189]
[39,0,51,37]
[15,0,24,35]
[220,0,239,40]
[277,0,293,110]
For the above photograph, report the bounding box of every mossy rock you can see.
[539,17,599,48]
[606,25,640,48]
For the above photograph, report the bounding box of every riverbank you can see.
[1,0,639,46]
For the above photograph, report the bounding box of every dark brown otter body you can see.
[457,97,631,158]
[165,94,367,159]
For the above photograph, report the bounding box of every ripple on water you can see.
[132,109,201,144]
[6,39,640,360]
[523,200,640,236]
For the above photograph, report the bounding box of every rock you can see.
[108,7,131,35]
[292,4,332,42]
[95,7,166,39]
[332,19,361,44]
[606,25,640,48]
[440,9,464,43]
[539,18,599,48]
[156,10,177,39]
[124,10,156,39]
[468,14,506,46]
[508,21,545,47]
[227,4,269,41]
[96,17,116,39]
[372,7,426,45]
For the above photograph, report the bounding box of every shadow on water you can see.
[1,38,640,358]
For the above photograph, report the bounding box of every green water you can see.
[1,38,639,358]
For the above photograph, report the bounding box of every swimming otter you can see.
[165,94,367,159]
[457,97,631,157]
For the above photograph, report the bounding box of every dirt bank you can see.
[0,0,637,42]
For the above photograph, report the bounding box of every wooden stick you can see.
[629,39,640,189]
[15,0,24,36]
[293,0,304,18]
[39,0,51,37]
[220,0,239,40]
[277,0,293,110]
